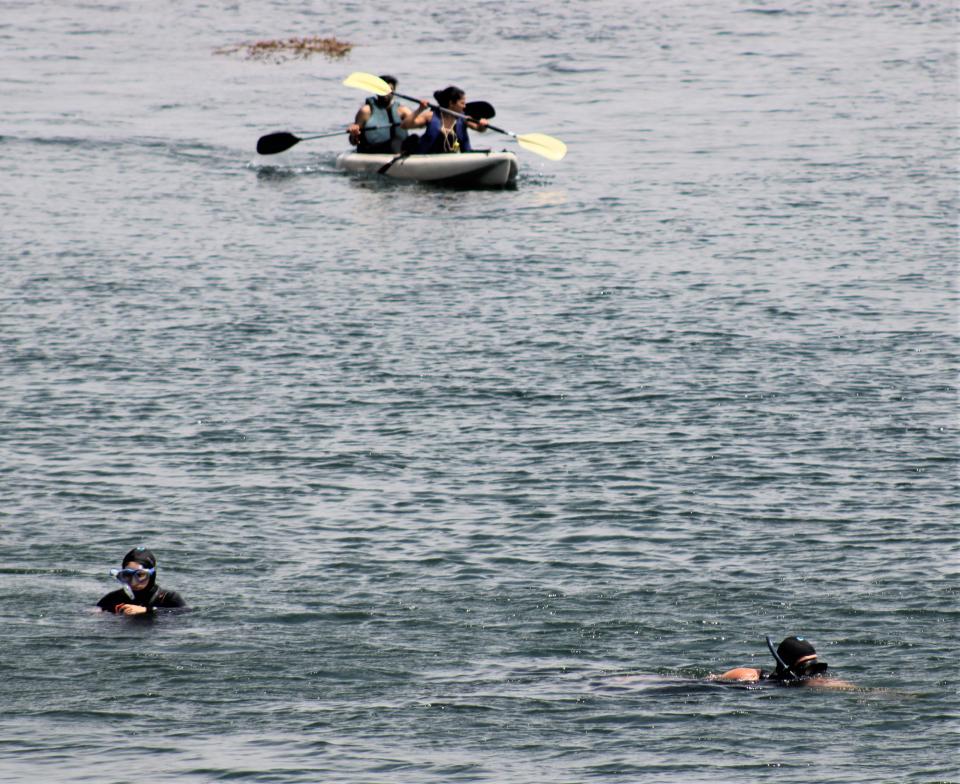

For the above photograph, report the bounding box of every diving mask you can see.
[110,567,155,599]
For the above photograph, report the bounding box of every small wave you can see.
[738,7,807,15]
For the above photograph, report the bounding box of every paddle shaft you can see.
[298,130,350,141]
[392,92,516,138]
[303,125,401,140]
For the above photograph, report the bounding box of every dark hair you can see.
[433,85,464,108]
[379,74,398,88]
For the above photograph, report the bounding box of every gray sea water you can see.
[1,1,958,782]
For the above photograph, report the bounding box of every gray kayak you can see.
[335,150,519,188]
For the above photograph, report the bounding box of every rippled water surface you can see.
[1,1,957,782]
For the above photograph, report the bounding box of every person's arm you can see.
[96,591,125,613]
[401,100,432,129]
[466,118,488,133]
[348,104,372,145]
[115,603,150,616]
[111,589,188,616]
[115,597,187,616]
[712,667,763,682]
[804,676,856,690]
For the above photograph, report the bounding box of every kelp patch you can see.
[215,36,353,63]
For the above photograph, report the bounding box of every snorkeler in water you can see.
[96,546,187,616]
[713,635,854,689]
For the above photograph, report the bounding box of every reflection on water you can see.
[524,189,569,208]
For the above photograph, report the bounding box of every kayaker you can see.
[347,74,413,154]
[402,85,488,154]
[712,635,854,689]
[96,546,188,616]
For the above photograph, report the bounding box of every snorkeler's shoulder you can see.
[154,589,188,609]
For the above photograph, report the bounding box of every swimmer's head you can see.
[433,86,465,109]
[775,636,826,676]
[113,546,158,598]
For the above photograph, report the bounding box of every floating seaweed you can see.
[215,36,353,63]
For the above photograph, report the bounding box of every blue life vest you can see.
[361,97,407,151]
[417,113,472,154]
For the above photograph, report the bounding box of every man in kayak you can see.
[402,85,488,154]
[712,635,854,689]
[347,74,413,154]
[96,546,187,616]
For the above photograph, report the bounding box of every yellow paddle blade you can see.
[342,72,392,96]
[516,132,567,161]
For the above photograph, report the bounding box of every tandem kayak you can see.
[335,150,519,188]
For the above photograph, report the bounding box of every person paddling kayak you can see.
[347,74,413,154]
[712,635,854,689]
[402,86,488,154]
[96,546,187,616]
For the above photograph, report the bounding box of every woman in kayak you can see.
[712,635,854,689]
[403,86,488,154]
[96,546,187,616]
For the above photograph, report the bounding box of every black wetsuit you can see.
[97,586,187,614]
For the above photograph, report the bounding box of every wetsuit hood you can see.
[773,636,828,677]
[123,546,156,570]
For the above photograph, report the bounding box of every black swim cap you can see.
[122,546,157,570]
[776,636,816,670]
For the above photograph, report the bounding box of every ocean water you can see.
[1,1,958,782]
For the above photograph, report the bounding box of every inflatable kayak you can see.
[335,150,519,188]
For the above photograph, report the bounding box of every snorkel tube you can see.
[766,635,800,682]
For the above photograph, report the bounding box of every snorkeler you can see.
[713,635,854,689]
[96,546,187,616]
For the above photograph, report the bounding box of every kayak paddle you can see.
[342,72,566,161]
[464,100,496,120]
[257,129,347,155]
